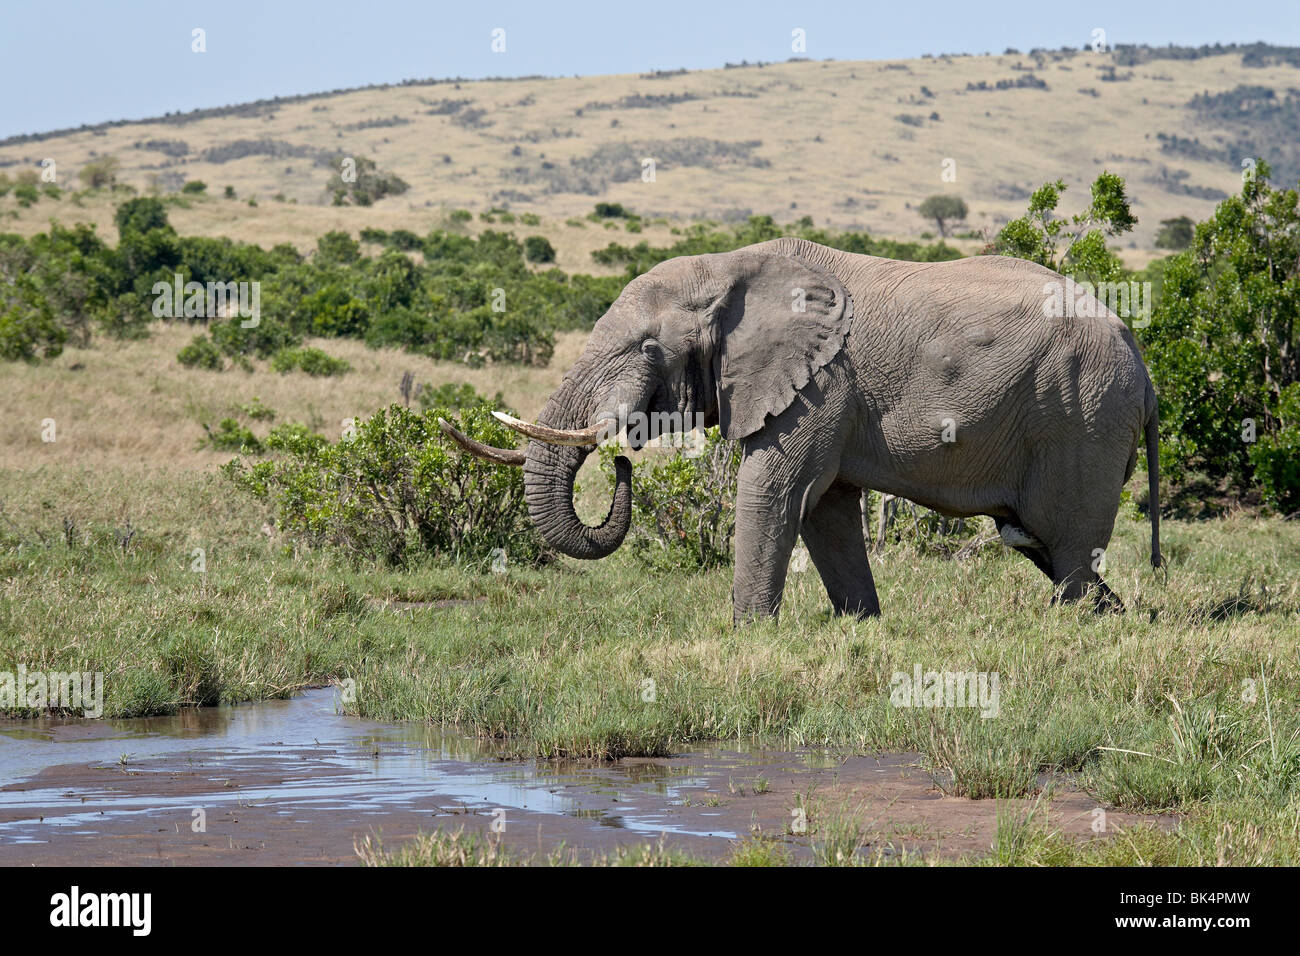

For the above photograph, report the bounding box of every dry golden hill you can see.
[3,45,1298,262]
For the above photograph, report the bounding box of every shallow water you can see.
[0,690,1159,865]
[0,689,848,858]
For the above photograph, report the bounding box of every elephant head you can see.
[441,244,854,560]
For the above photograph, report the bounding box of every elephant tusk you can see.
[491,410,613,447]
[437,418,525,466]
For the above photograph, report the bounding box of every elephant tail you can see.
[1145,391,1162,569]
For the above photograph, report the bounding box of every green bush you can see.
[176,334,225,370]
[264,421,328,454]
[524,235,556,263]
[78,156,120,189]
[202,418,262,453]
[240,396,276,421]
[270,345,351,376]
[601,428,741,571]
[114,196,171,236]
[1154,216,1194,250]
[181,180,208,195]
[1143,161,1300,513]
[329,156,409,206]
[417,381,504,412]
[0,300,64,361]
[867,491,985,555]
[1248,383,1300,513]
[315,230,360,264]
[224,403,544,567]
[994,173,1135,284]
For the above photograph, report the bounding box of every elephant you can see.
[442,237,1162,623]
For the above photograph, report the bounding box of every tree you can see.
[114,197,171,236]
[994,173,1135,284]
[917,195,968,237]
[523,235,556,264]
[78,156,120,189]
[1143,160,1300,513]
[1154,216,1195,250]
[329,156,408,206]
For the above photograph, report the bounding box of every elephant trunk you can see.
[523,384,632,560]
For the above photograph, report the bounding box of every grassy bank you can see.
[3,323,1299,864]
[2,461,1298,862]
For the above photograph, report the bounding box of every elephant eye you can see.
[641,338,664,364]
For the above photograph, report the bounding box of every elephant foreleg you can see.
[731,479,800,624]
[731,445,835,624]
[802,482,881,618]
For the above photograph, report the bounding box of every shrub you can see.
[176,334,225,370]
[202,418,262,453]
[867,491,985,555]
[265,421,328,454]
[78,156,121,189]
[315,230,360,264]
[601,428,741,571]
[241,396,276,421]
[329,156,409,206]
[417,381,504,412]
[209,313,300,361]
[524,235,556,263]
[1143,160,1300,512]
[181,180,208,195]
[270,346,351,376]
[1154,215,1194,250]
[0,300,64,361]
[224,403,544,567]
[115,198,172,239]
[994,173,1135,285]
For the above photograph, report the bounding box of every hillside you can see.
[3,43,1299,262]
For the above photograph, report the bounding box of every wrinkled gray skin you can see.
[524,238,1161,623]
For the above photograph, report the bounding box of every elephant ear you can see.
[714,250,854,440]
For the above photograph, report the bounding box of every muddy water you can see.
[0,690,1165,865]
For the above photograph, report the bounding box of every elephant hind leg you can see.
[801,482,881,618]
[995,517,1054,579]
[1047,542,1125,613]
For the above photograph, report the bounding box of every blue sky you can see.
[2,0,1296,138]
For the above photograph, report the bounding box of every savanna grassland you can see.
[5,44,1300,257]
[4,44,1300,866]
[2,327,1299,866]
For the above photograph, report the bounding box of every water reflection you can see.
[0,689,845,844]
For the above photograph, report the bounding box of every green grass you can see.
[356,829,707,867]
[2,465,1299,864]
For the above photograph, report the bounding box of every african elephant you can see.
[443,237,1162,623]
